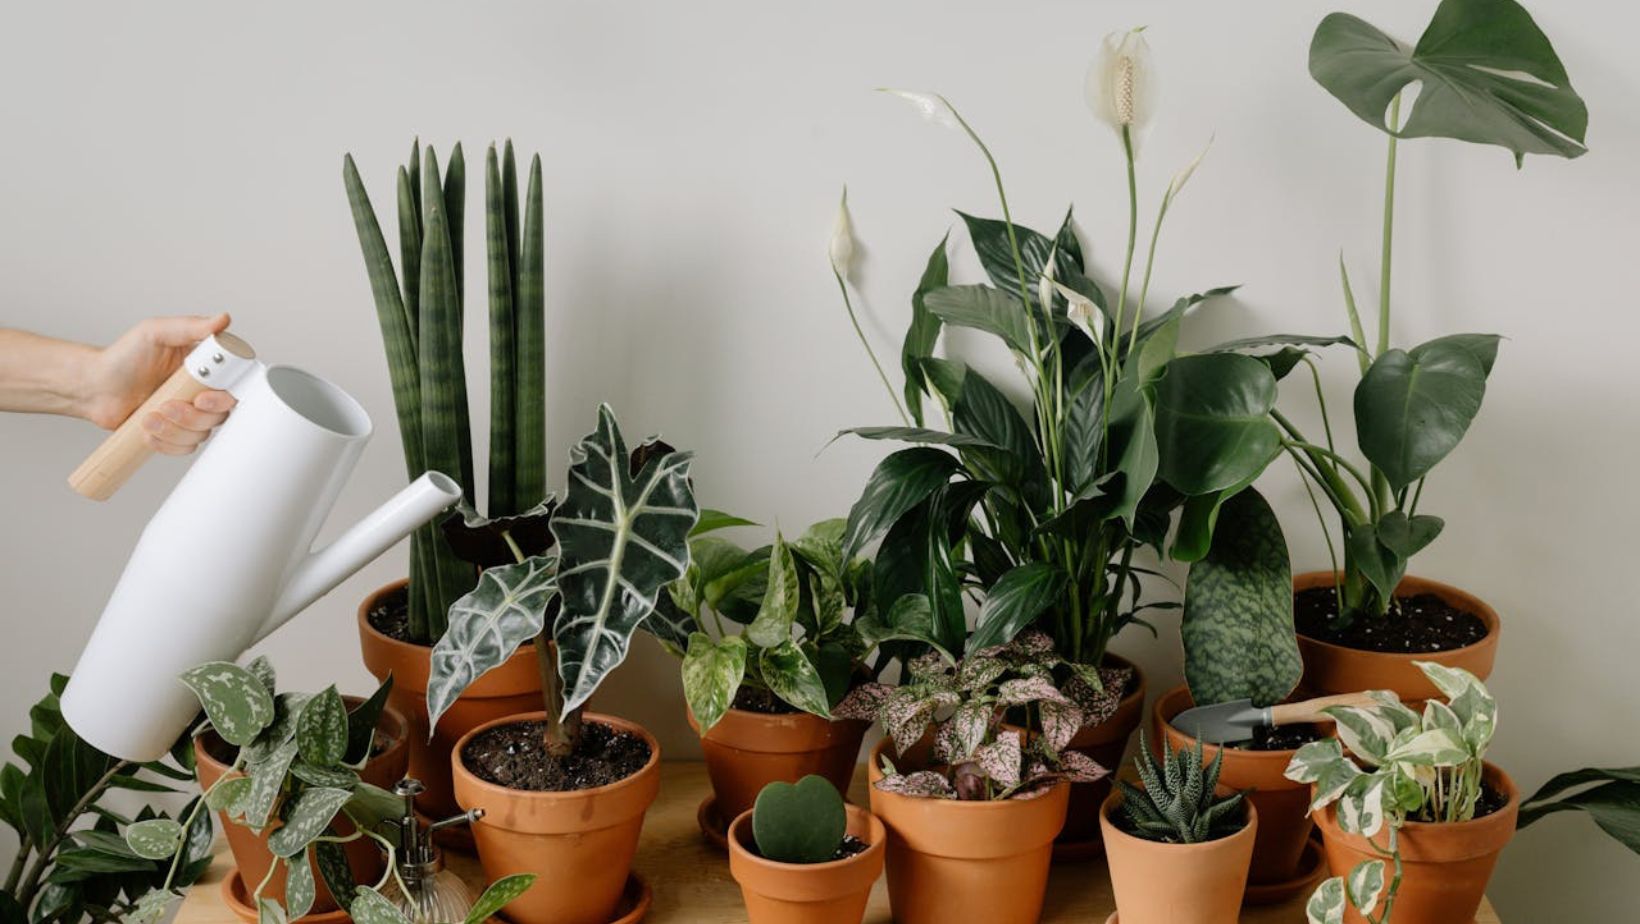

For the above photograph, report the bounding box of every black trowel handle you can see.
[1268,692,1378,726]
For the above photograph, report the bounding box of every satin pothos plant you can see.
[647,517,875,733]
[422,405,699,756]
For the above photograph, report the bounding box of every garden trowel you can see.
[1171,692,1377,745]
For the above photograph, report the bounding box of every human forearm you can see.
[0,328,100,420]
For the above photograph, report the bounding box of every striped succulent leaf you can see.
[485,145,518,517]
[514,154,547,507]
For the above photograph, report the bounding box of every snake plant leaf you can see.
[752,775,847,864]
[443,143,465,305]
[924,285,1034,355]
[343,675,394,766]
[682,632,747,734]
[465,874,537,924]
[902,234,950,426]
[179,662,275,747]
[1154,353,1282,497]
[295,686,348,767]
[1355,335,1499,491]
[841,448,962,560]
[267,787,353,857]
[396,167,421,339]
[485,145,518,518]
[123,819,182,860]
[426,556,558,735]
[967,563,1068,654]
[1309,0,1588,165]
[1181,488,1300,708]
[746,533,800,648]
[350,888,412,924]
[759,641,832,718]
[284,853,317,920]
[551,406,698,717]
[515,155,547,508]
[439,498,559,567]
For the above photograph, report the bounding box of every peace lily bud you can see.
[878,88,962,130]
[1166,135,1214,203]
[1037,250,1058,311]
[1086,28,1156,135]
[830,187,857,280]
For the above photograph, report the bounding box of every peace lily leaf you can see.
[682,633,747,733]
[953,368,1040,487]
[842,448,962,559]
[760,640,832,718]
[180,662,275,747]
[1210,333,1364,355]
[439,497,558,567]
[924,285,1034,355]
[1346,859,1386,916]
[427,555,557,735]
[1306,877,1346,924]
[123,818,183,860]
[465,874,537,924]
[350,888,412,924]
[1154,353,1282,496]
[267,787,353,857]
[296,686,348,766]
[243,740,299,830]
[840,426,1003,451]
[1105,378,1158,526]
[1134,286,1239,344]
[902,234,950,426]
[1309,0,1587,165]
[285,853,317,920]
[552,405,699,717]
[967,563,1068,654]
[691,509,759,537]
[956,210,1082,300]
[1518,767,1640,853]
[746,533,800,648]
[1354,335,1500,491]
[1181,488,1301,708]
[854,594,954,662]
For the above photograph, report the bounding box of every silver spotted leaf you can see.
[284,852,316,920]
[180,662,275,747]
[242,739,299,830]
[296,686,348,767]
[123,818,183,860]
[350,888,412,924]
[266,786,352,858]
[551,405,698,716]
[465,874,537,924]
[313,840,356,908]
[427,555,557,736]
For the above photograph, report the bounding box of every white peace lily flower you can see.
[1086,28,1157,134]
[1037,250,1058,312]
[1167,134,1214,202]
[879,88,961,130]
[1052,280,1103,348]
[829,187,856,280]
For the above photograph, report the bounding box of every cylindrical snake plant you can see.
[343,138,547,642]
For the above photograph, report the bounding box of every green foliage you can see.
[752,776,848,864]
[1519,766,1640,856]
[343,139,549,643]
[1118,732,1247,844]
[0,673,210,924]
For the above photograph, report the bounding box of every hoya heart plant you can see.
[751,775,849,865]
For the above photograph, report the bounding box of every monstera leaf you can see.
[551,405,699,717]
[1181,488,1301,708]
[439,498,558,567]
[1310,0,1588,165]
[425,555,557,735]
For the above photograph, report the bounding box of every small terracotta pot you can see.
[357,579,543,820]
[727,803,885,924]
[865,737,1067,924]
[1153,685,1314,892]
[1314,762,1518,924]
[1294,572,1500,702]
[1057,653,1146,849]
[195,698,409,916]
[691,706,868,823]
[1100,785,1257,924]
[451,712,660,924]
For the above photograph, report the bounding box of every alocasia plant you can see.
[836,631,1111,802]
[424,404,698,756]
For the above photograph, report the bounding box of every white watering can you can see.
[60,331,461,761]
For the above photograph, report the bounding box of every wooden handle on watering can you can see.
[1268,692,1379,727]
[67,331,256,501]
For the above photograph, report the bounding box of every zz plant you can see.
[344,139,547,642]
[1118,732,1246,844]
[1285,662,1497,924]
[424,405,698,756]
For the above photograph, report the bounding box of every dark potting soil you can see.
[1293,587,1488,654]
[732,686,800,715]
[752,834,870,863]
[1471,781,1509,820]
[366,584,424,645]
[1229,723,1324,752]
[461,719,651,791]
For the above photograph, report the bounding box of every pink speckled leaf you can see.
[873,770,956,799]
[906,651,953,684]
[934,700,994,763]
[996,677,1069,708]
[1039,699,1085,753]
[833,682,892,722]
[956,656,1007,693]
[1054,748,1110,783]
[884,687,958,753]
[973,732,1023,788]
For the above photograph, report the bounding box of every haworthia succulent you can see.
[485,145,518,518]
[515,154,547,508]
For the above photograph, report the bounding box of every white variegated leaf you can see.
[1383,727,1469,767]
[1422,699,1461,734]
[1345,859,1386,916]
[1310,760,1363,814]
[1366,690,1421,734]
[1324,705,1394,766]
[1285,738,1344,784]
[427,555,557,736]
[1414,660,1483,703]
[1306,877,1346,924]
[1336,776,1386,837]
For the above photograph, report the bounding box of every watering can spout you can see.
[255,471,462,644]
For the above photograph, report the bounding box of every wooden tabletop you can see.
[176,761,1498,923]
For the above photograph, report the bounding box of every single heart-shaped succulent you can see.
[751,775,847,864]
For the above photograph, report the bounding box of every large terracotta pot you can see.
[865,737,1068,924]
[1100,786,1257,924]
[727,803,885,924]
[1294,572,1500,702]
[194,699,409,916]
[1313,762,1518,924]
[451,712,660,924]
[1153,685,1314,894]
[690,706,868,824]
[357,579,543,820]
[1057,653,1146,850]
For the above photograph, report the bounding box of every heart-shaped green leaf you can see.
[682,633,747,734]
[123,819,182,860]
[752,775,847,864]
[296,687,348,767]
[1154,353,1282,497]
[266,787,352,858]
[180,663,275,747]
[1354,336,1499,491]
[759,641,831,718]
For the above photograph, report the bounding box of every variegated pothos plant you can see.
[1285,662,1496,924]
[424,404,699,755]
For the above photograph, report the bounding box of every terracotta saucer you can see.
[696,795,731,851]
[221,869,350,924]
[1051,833,1106,862]
[496,874,651,924]
[1243,836,1327,905]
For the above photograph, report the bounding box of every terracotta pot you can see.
[691,706,868,823]
[1294,572,1500,702]
[1100,785,1257,924]
[451,712,660,924]
[1153,685,1314,891]
[1057,652,1146,849]
[727,803,885,924]
[865,737,1067,924]
[1314,762,1518,924]
[357,579,543,820]
[194,698,409,916]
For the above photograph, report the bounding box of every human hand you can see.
[81,313,238,455]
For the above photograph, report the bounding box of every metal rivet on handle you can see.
[212,352,224,363]
[196,366,211,378]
